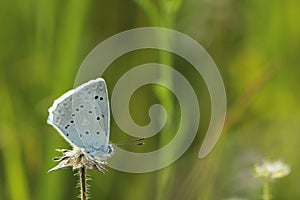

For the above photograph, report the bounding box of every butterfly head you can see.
[107,144,115,156]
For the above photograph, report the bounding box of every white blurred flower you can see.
[253,160,291,180]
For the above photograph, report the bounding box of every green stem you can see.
[79,167,87,200]
[263,181,270,200]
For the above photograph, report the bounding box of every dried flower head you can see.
[48,148,108,173]
[253,160,291,180]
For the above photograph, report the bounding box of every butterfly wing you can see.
[93,79,110,148]
[48,90,85,148]
[48,78,111,161]
[71,78,110,155]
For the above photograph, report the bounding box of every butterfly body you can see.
[47,78,114,171]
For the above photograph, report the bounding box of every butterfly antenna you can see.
[115,137,146,146]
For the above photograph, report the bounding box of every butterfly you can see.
[47,78,114,172]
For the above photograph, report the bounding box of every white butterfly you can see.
[47,78,114,172]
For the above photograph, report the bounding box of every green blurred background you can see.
[0,0,299,199]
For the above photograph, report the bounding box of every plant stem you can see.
[79,167,87,200]
[263,181,270,200]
